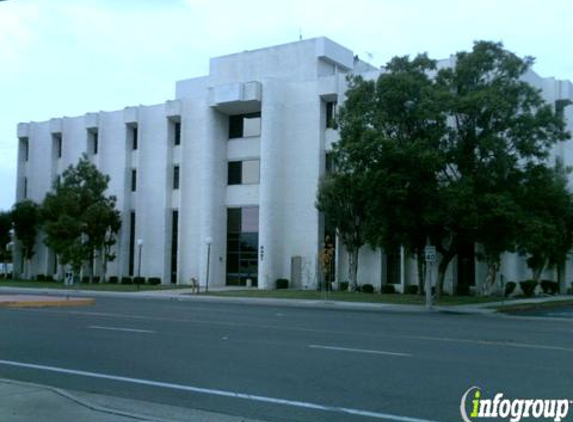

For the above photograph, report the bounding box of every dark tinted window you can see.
[228,161,242,185]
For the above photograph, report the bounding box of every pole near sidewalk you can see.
[424,243,436,310]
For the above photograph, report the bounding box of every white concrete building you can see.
[14,37,573,292]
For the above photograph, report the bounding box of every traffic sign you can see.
[424,246,436,263]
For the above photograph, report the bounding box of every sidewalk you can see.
[0,378,265,422]
[0,285,571,315]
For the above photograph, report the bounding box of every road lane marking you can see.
[309,344,412,357]
[403,335,573,352]
[14,309,573,352]
[0,359,445,422]
[88,326,155,334]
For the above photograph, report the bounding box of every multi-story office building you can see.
[14,37,573,293]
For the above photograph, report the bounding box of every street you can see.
[0,296,572,422]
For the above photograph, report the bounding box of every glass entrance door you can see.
[226,207,259,286]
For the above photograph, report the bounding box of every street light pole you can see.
[137,239,143,290]
[205,237,212,293]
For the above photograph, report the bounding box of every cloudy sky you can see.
[1,0,572,210]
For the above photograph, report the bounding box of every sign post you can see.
[424,245,436,310]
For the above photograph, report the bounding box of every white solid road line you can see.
[308,344,412,357]
[0,359,444,422]
[88,325,155,334]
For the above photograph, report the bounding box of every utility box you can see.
[291,256,302,289]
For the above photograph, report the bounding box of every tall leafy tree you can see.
[316,172,368,291]
[516,161,573,287]
[330,41,569,297]
[12,200,41,279]
[333,55,448,293]
[42,155,121,280]
[432,41,569,296]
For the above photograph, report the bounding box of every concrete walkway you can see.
[0,378,264,422]
[0,285,571,314]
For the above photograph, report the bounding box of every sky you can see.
[1,0,573,211]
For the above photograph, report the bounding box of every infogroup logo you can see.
[460,387,571,422]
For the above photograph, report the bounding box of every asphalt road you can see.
[0,297,572,422]
[508,304,573,319]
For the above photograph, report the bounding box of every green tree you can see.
[316,173,368,291]
[333,55,448,294]
[432,41,569,296]
[12,200,41,279]
[516,161,573,287]
[331,41,569,297]
[0,210,12,277]
[42,156,121,280]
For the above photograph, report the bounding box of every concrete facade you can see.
[14,37,573,292]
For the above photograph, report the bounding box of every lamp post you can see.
[137,238,143,290]
[205,237,212,292]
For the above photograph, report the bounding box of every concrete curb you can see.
[0,287,438,314]
[0,378,160,421]
[1,285,571,315]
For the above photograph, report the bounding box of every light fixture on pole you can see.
[137,238,143,290]
[205,237,212,293]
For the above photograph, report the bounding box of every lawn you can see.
[0,279,189,292]
[205,289,504,306]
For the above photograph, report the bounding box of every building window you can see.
[54,175,61,189]
[174,121,181,146]
[227,159,260,185]
[229,112,261,139]
[226,206,259,286]
[88,129,98,155]
[128,124,138,150]
[131,169,137,192]
[129,211,136,276]
[23,177,28,199]
[53,133,62,159]
[173,165,180,190]
[171,210,178,284]
[20,138,29,162]
[326,101,337,129]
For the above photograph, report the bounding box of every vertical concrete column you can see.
[199,107,226,289]
[258,81,286,289]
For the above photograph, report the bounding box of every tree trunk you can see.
[348,248,359,292]
[436,251,455,299]
[482,259,500,296]
[416,251,426,295]
[101,247,108,284]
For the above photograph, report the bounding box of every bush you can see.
[405,285,419,295]
[133,276,145,285]
[520,280,538,298]
[108,276,118,284]
[45,275,54,282]
[276,278,289,289]
[121,277,133,285]
[504,281,517,297]
[381,284,396,294]
[92,276,100,284]
[36,274,46,281]
[148,277,161,286]
[360,284,374,293]
[81,276,90,284]
[6,272,12,280]
[339,281,349,292]
[540,280,558,295]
